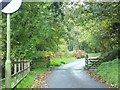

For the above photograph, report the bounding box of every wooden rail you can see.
[0,60,30,89]
[85,55,103,70]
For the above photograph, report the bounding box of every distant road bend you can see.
[45,59,109,88]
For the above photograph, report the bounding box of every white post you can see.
[21,61,23,79]
[5,13,11,88]
[14,60,17,85]
[18,59,21,80]
[28,61,30,73]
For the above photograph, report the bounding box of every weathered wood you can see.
[85,55,103,70]
[11,66,30,77]
[21,61,24,79]
[12,60,29,64]
[27,62,30,74]
[14,60,17,85]
[24,61,27,75]
[18,59,21,80]
[0,60,30,89]
[12,71,28,89]
[46,55,50,68]
[85,54,88,66]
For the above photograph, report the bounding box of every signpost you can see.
[0,0,22,88]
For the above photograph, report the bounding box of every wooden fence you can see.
[0,60,30,89]
[85,55,103,70]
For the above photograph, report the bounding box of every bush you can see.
[73,50,86,59]
[99,48,120,62]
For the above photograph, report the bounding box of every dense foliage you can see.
[64,2,119,53]
[1,2,119,62]
[2,2,66,62]
[99,48,120,61]
[1,2,119,88]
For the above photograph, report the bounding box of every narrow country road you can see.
[45,59,108,88]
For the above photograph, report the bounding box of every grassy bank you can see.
[96,59,119,87]
[17,68,47,88]
[17,56,76,88]
[50,57,76,69]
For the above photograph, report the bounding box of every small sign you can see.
[0,0,22,14]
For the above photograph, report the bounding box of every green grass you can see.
[17,68,47,88]
[96,59,119,87]
[50,57,76,69]
[17,72,35,88]
[17,56,76,88]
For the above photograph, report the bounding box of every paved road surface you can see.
[45,59,108,88]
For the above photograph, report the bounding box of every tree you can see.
[1,2,66,62]
[62,2,119,53]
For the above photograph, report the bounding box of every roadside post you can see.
[85,54,88,66]
[0,0,22,88]
[47,55,50,68]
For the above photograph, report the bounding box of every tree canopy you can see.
[1,2,119,62]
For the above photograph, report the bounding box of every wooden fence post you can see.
[14,60,17,85]
[18,59,21,80]
[0,60,31,89]
[25,61,27,75]
[24,60,25,75]
[47,55,50,68]
[85,54,88,66]
[27,61,30,74]
[21,60,24,79]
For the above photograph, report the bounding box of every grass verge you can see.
[17,56,76,88]
[96,59,119,87]
[50,57,76,69]
[17,68,47,88]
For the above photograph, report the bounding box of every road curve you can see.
[45,59,108,88]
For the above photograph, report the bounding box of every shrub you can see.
[99,48,120,62]
[73,50,86,59]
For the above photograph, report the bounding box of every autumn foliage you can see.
[73,50,86,59]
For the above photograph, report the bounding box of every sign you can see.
[0,0,22,14]
[0,0,22,88]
